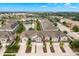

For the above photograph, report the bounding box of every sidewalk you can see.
[0,46,6,56]
[17,43,26,56]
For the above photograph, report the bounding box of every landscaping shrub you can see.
[35,19,42,31]
[49,37,52,45]
[26,38,32,53]
[72,25,79,32]
[0,41,2,48]
[70,40,79,48]
[59,41,65,52]
[53,22,57,26]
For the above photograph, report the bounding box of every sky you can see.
[0,3,79,12]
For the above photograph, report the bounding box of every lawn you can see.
[35,19,42,31]
[16,21,25,34]
[69,40,79,52]
[72,25,79,32]
[5,36,20,53]
[3,53,16,56]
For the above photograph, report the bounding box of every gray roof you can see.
[40,19,59,31]
[0,31,14,38]
[0,20,18,30]
[21,30,65,39]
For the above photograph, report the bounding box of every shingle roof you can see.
[0,20,18,30]
[21,30,65,39]
[0,31,14,38]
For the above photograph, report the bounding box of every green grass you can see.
[5,36,20,53]
[70,40,79,48]
[35,19,42,31]
[72,25,79,32]
[3,53,16,56]
[16,21,25,34]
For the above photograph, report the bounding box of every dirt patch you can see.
[60,47,65,53]
[50,46,55,53]
[43,47,47,53]
[70,47,79,52]
[26,46,32,53]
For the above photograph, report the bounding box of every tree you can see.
[60,41,64,48]
[72,25,79,32]
[35,19,41,31]
[0,41,2,48]
[63,31,68,34]
[50,37,52,45]
[54,18,60,22]
[16,22,25,34]
[27,38,32,47]
[29,28,34,30]
[62,21,66,25]
[54,23,57,26]
[70,40,79,48]
[72,16,79,21]
[28,38,31,45]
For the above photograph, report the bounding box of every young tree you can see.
[72,25,79,32]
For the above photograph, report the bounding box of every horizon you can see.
[0,3,79,12]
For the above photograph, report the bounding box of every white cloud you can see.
[64,3,71,6]
[64,3,76,9]
[56,5,61,8]
[70,6,76,8]
[40,5,48,7]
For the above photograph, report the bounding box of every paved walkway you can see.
[17,43,26,56]
[35,43,43,56]
[31,43,35,54]
[63,43,75,56]
[53,44,63,56]
[47,43,51,53]
[0,46,6,56]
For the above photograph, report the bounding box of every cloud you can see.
[64,3,76,9]
[70,6,76,8]
[56,5,61,8]
[40,5,48,7]
[64,3,71,6]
